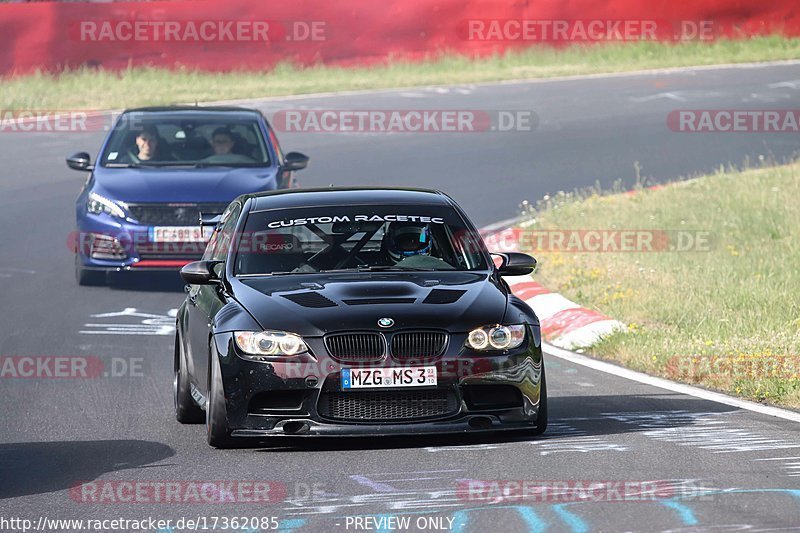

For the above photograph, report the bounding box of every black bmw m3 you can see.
[174,187,546,447]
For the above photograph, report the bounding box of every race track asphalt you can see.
[1,62,799,532]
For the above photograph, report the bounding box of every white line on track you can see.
[360,469,462,476]
[544,342,800,424]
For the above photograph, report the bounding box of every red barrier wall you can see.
[0,0,797,76]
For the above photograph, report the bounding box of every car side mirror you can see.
[494,252,537,276]
[66,152,94,171]
[283,151,309,172]
[180,261,222,285]
[200,213,222,227]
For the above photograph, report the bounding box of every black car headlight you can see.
[466,325,526,351]
[234,330,308,357]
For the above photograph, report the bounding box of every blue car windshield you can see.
[233,205,489,275]
[100,114,271,168]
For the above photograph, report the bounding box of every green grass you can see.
[2,35,799,110]
[522,161,800,407]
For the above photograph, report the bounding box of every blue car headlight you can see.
[466,325,526,351]
[87,192,128,219]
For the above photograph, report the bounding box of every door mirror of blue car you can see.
[180,261,222,285]
[283,152,309,171]
[494,252,537,277]
[66,152,94,171]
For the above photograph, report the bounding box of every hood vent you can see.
[422,289,466,305]
[342,298,416,305]
[281,291,337,308]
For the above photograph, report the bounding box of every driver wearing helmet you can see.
[382,222,454,270]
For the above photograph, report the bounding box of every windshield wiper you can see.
[237,271,316,277]
[106,162,188,168]
[192,162,266,168]
[105,162,141,168]
[144,162,203,168]
[362,266,436,272]
[321,266,436,273]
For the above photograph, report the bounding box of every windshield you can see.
[233,205,489,275]
[100,113,271,168]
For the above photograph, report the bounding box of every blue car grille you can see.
[127,203,228,226]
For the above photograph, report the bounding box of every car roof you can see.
[248,187,455,212]
[122,106,261,118]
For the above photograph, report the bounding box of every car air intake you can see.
[422,289,466,304]
[324,333,385,361]
[282,292,337,308]
[391,331,448,360]
[88,233,127,260]
[461,384,523,410]
[134,242,206,260]
[248,390,306,413]
[318,389,458,421]
[342,298,416,305]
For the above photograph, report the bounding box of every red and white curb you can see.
[482,225,626,350]
[479,222,800,424]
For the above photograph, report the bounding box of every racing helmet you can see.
[384,222,432,262]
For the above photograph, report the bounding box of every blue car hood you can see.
[92,166,279,203]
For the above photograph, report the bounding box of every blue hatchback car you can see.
[67,106,309,285]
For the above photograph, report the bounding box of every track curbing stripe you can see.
[482,221,627,349]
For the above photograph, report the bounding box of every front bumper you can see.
[212,328,545,437]
[75,213,207,271]
[232,416,537,437]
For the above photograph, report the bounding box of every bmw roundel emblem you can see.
[378,317,394,328]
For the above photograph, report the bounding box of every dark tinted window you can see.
[202,203,242,262]
[233,204,488,275]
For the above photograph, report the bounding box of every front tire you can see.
[75,255,105,286]
[206,342,235,448]
[174,333,204,424]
